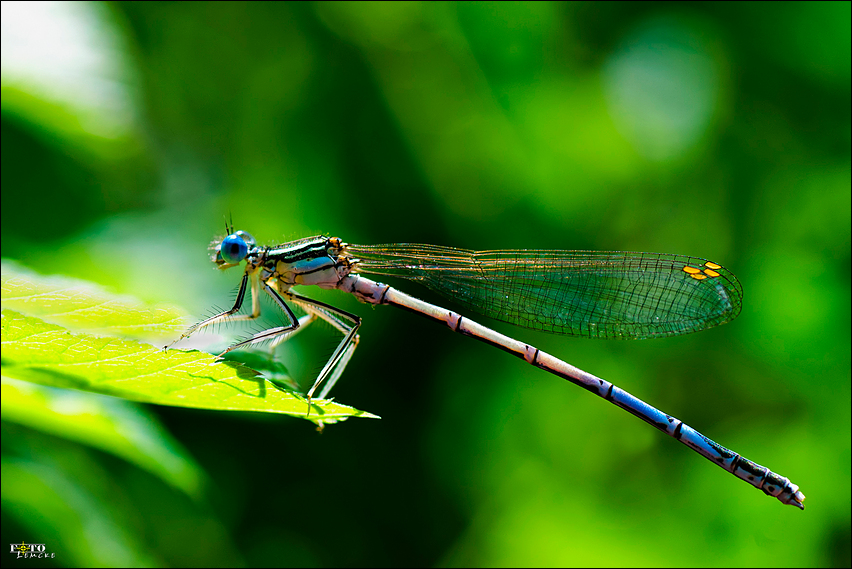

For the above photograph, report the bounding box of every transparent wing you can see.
[349,244,742,339]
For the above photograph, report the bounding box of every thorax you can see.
[252,236,355,291]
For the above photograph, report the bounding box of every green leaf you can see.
[0,262,379,426]
[0,260,188,340]
[1,310,376,425]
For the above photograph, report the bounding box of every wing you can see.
[349,244,742,339]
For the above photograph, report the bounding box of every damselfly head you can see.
[214,230,256,267]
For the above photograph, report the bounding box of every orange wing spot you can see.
[682,266,702,274]
[690,273,708,280]
[703,269,720,277]
[704,261,721,270]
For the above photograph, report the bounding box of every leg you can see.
[217,279,301,356]
[166,269,263,348]
[269,313,318,351]
[318,334,359,399]
[285,292,361,407]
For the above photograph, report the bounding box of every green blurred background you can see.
[2,1,849,566]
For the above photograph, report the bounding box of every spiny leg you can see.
[165,269,262,349]
[268,313,317,351]
[217,280,301,356]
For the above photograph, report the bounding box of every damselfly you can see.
[168,227,805,509]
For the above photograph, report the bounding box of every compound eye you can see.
[219,233,249,264]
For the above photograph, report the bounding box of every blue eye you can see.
[220,233,249,264]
